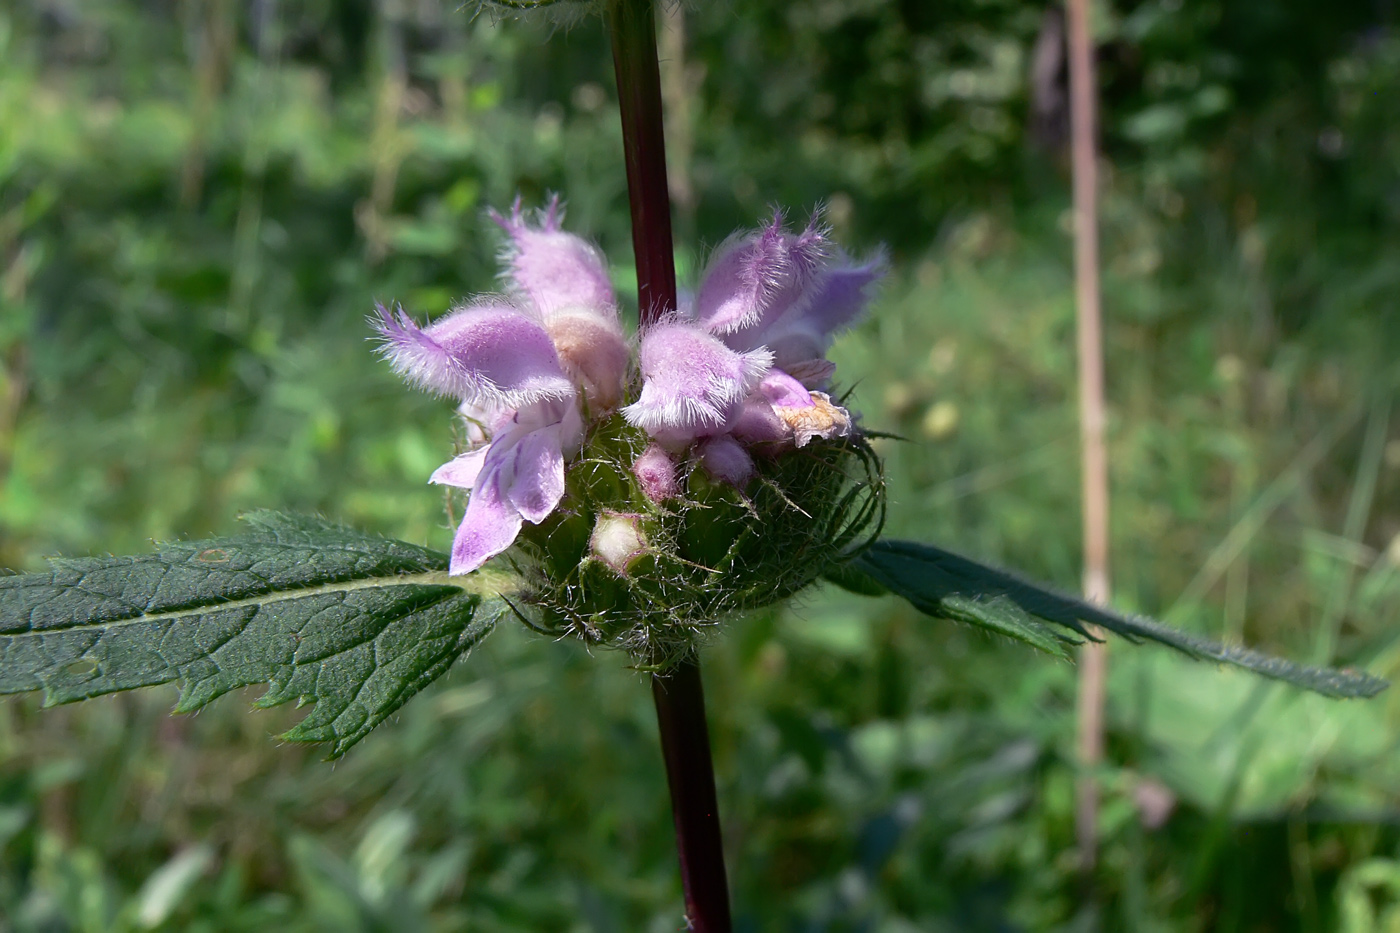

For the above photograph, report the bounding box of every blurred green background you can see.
[1,1,1399,929]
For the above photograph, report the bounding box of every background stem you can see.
[608,0,677,329]
[652,654,733,932]
[1066,0,1111,875]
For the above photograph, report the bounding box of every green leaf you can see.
[854,539,1389,699]
[0,512,504,756]
[938,595,1077,661]
[822,559,890,598]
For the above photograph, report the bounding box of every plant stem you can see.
[608,3,729,922]
[1066,0,1110,874]
[652,654,733,932]
[608,0,677,329]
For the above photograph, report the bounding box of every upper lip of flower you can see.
[374,301,576,409]
[621,320,772,440]
[691,211,887,362]
[491,195,618,320]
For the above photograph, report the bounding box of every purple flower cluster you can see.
[377,201,882,575]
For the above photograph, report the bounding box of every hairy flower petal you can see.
[623,322,771,444]
[437,397,581,575]
[375,303,573,406]
[450,462,524,575]
[795,252,886,337]
[692,213,828,335]
[755,255,886,370]
[722,252,886,368]
[430,448,490,490]
[492,196,615,318]
[501,426,567,524]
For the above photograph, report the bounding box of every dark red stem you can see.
[651,654,733,932]
[609,0,677,329]
[608,2,728,923]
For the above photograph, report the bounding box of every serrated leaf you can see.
[938,595,1077,660]
[854,539,1389,699]
[0,511,504,756]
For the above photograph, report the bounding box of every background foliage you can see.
[1,0,1398,929]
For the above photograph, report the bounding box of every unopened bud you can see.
[633,444,680,502]
[699,435,754,487]
[590,511,649,574]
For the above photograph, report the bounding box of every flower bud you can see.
[590,511,649,575]
[633,444,680,502]
[699,435,754,487]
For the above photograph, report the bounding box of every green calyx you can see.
[506,416,886,670]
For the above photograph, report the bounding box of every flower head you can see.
[376,201,887,666]
[377,201,883,582]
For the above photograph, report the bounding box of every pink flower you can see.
[375,198,628,574]
[625,211,883,478]
[378,201,885,569]
[432,398,583,575]
[377,303,584,574]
